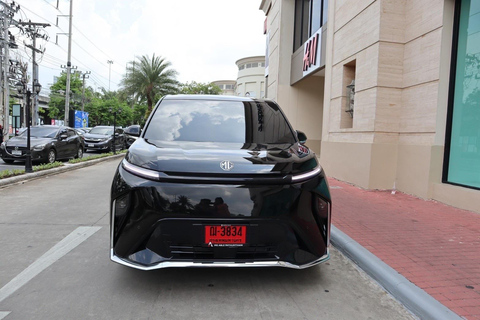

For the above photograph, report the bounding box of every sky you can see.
[11,0,267,96]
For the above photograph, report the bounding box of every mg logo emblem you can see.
[220,160,234,171]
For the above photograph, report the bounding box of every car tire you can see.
[47,149,56,164]
[75,146,83,159]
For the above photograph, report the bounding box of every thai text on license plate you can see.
[205,225,246,244]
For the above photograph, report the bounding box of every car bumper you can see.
[0,147,48,162]
[110,164,332,270]
[84,141,110,150]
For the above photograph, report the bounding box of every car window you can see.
[67,129,75,137]
[144,99,296,144]
[21,127,58,138]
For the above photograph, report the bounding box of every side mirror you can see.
[60,134,68,140]
[296,130,307,144]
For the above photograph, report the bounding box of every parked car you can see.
[123,124,141,148]
[0,125,84,164]
[83,126,125,152]
[110,95,332,270]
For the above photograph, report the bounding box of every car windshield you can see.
[20,127,58,138]
[89,127,113,135]
[144,99,296,144]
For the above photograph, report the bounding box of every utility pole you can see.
[64,0,73,126]
[107,60,113,91]
[18,21,50,126]
[79,70,90,111]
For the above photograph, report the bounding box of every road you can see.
[0,158,415,320]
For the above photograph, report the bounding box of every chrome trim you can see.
[291,166,322,183]
[110,248,330,271]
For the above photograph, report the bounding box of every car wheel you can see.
[75,146,83,159]
[47,149,56,163]
[2,159,14,164]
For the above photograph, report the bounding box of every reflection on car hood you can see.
[126,138,317,176]
[5,136,53,147]
[84,133,110,139]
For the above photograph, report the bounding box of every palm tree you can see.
[121,54,178,118]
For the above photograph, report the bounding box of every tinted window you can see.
[21,127,58,138]
[144,99,296,144]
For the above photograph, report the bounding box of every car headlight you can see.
[101,137,110,142]
[0,142,5,148]
[33,143,46,151]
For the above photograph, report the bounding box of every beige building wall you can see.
[260,0,325,155]
[260,0,480,213]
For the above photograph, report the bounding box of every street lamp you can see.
[109,107,121,154]
[16,80,42,173]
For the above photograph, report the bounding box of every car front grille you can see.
[166,244,279,261]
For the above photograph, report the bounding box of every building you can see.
[259,0,480,213]
[212,80,236,95]
[235,56,266,98]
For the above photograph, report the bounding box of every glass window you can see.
[226,85,232,89]
[311,0,322,35]
[239,65,245,70]
[144,99,296,145]
[246,63,252,68]
[20,127,58,138]
[294,0,304,51]
[323,0,328,26]
[446,0,480,188]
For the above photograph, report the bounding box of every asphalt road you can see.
[0,159,415,320]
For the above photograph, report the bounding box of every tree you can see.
[48,72,87,120]
[179,81,222,95]
[120,54,179,118]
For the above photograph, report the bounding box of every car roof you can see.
[163,94,270,103]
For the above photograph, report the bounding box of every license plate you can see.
[88,144,94,147]
[205,225,246,245]
[12,150,22,155]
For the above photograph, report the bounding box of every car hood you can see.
[5,136,54,148]
[84,133,111,139]
[125,138,318,177]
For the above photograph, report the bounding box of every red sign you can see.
[303,33,319,72]
[205,225,246,245]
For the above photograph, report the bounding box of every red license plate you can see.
[205,225,246,245]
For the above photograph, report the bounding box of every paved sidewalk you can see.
[329,178,480,320]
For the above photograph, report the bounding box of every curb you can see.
[0,153,125,188]
[331,225,462,320]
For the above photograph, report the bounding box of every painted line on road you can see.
[0,226,101,304]
[0,312,11,319]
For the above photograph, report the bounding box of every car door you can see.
[55,129,69,158]
[115,128,124,149]
[66,129,78,157]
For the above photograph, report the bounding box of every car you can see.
[123,124,141,148]
[110,95,332,270]
[83,126,125,152]
[0,125,84,164]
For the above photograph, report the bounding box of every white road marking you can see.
[0,226,101,304]
[0,312,11,319]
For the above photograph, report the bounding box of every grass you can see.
[0,161,63,179]
[0,150,126,180]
